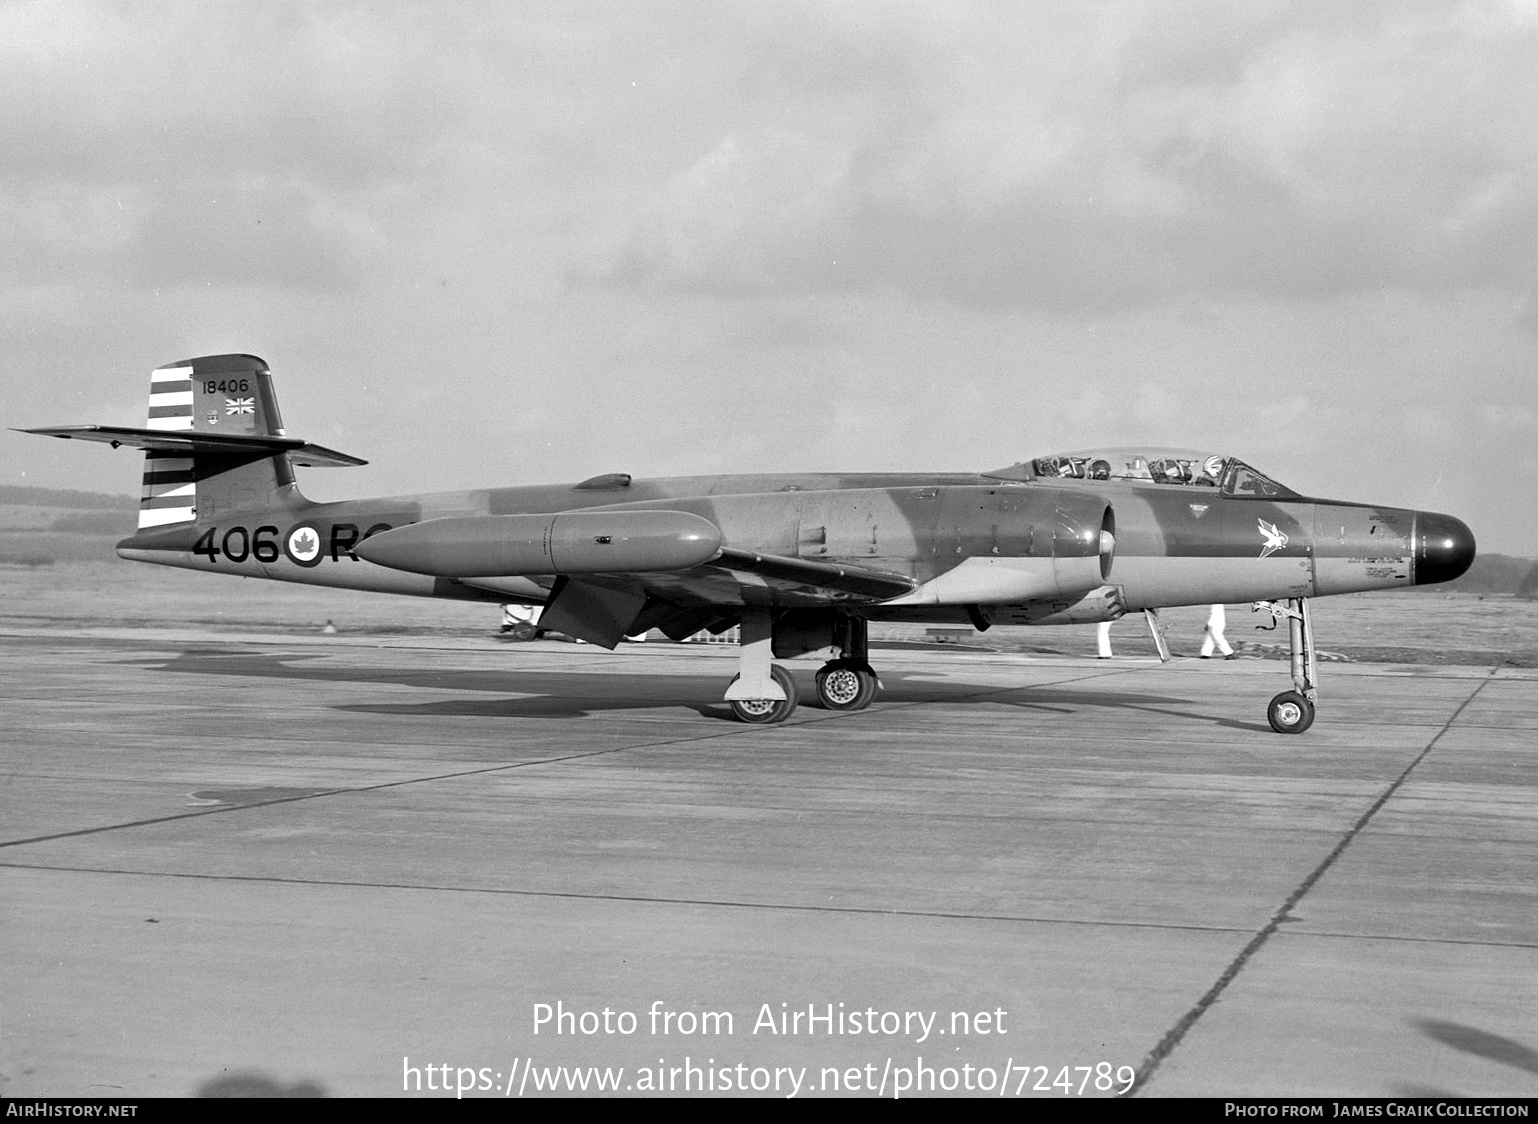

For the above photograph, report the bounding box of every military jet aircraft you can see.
[24,353,1475,733]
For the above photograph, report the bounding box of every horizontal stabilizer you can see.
[18,425,367,467]
[712,548,917,601]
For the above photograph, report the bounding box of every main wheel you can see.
[728,665,799,724]
[815,660,878,712]
[509,622,539,641]
[1267,691,1316,734]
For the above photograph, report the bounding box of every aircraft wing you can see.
[355,512,918,647]
[19,425,367,467]
[470,552,917,649]
[707,548,917,600]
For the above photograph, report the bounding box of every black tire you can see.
[815,660,878,712]
[510,622,539,642]
[1267,691,1316,734]
[728,665,799,724]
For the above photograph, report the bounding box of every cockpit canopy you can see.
[987,447,1298,499]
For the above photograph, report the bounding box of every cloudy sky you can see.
[4,0,1535,553]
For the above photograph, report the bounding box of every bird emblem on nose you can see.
[1258,518,1288,559]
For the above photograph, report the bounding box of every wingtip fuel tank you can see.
[354,509,724,578]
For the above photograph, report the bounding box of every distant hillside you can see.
[48,510,136,533]
[1417,553,1535,596]
[0,485,135,511]
[0,485,137,565]
[1517,563,1538,599]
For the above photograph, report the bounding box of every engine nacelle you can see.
[885,494,1115,606]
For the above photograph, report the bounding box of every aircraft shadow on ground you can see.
[120,647,1251,726]
[1388,1019,1538,1098]
[196,1071,328,1097]
[1415,1018,1538,1077]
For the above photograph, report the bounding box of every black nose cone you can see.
[1414,512,1476,586]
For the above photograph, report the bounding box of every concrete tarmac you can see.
[2,629,1535,1099]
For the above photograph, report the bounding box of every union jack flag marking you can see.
[225,398,255,415]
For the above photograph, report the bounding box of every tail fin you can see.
[21,353,365,532]
[147,353,285,439]
[140,354,286,529]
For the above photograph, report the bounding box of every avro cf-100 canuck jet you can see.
[25,354,1475,733]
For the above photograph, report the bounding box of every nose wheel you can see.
[1267,690,1316,734]
[814,659,879,711]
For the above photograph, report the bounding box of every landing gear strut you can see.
[814,616,879,712]
[1254,597,1317,734]
[724,608,799,723]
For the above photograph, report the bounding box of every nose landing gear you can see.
[1253,598,1318,734]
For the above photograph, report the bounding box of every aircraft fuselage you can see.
[115,469,1467,624]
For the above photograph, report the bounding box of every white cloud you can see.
[601,130,852,294]
[590,1,1538,310]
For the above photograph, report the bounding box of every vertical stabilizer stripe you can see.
[142,483,196,500]
[142,469,198,486]
[141,448,195,525]
[138,506,196,528]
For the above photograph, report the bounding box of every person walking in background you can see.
[1096,620,1114,658]
[1201,603,1235,658]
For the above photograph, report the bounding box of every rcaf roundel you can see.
[285,524,324,567]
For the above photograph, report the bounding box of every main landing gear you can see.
[728,666,798,724]
[815,661,879,711]
[724,608,798,724]
[1253,597,1317,734]
[814,616,880,712]
[724,611,880,723]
